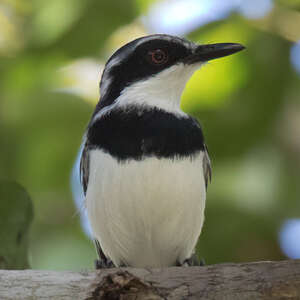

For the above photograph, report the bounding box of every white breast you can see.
[86,150,206,267]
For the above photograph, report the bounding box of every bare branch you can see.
[0,260,300,299]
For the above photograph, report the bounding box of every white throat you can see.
[94,63,202,122]
[116,63,201,115]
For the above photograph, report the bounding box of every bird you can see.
[80,34,244,268]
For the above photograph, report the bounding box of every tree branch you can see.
[0,260,299,299]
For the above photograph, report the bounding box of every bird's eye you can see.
[148,49,168,65]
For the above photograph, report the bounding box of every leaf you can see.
[0,181,33,269]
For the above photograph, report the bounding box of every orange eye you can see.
[148,49,168,65]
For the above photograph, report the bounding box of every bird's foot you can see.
[177,254,205,267]
[95,258,115,269]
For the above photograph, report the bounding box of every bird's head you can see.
[97,34,245,115]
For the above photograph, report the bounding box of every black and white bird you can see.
[80,34,244,268]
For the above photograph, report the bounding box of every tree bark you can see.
[0,260,299,299]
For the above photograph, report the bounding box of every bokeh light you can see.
[144,0,273,35]
[144,0,233,35]
[237,0,273,19]
[279,219,300,259]
[290,41,300,75]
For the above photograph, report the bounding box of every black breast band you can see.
[87,105,205,161]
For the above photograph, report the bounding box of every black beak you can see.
[185,43,245,64]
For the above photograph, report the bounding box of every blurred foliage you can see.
[0,181,33,269]
[135,0,160,13]
[182,20,252,109]
[0,0,300,270]
[276,0,300,11]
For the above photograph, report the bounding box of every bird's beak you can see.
[184,43,245,64]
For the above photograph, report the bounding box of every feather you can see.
[80,139,90,195]
[203,144,212,189]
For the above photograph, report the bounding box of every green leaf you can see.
[0,181,33,269]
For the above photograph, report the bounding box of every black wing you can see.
[80,140,90,195]
[203,144,212,189]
